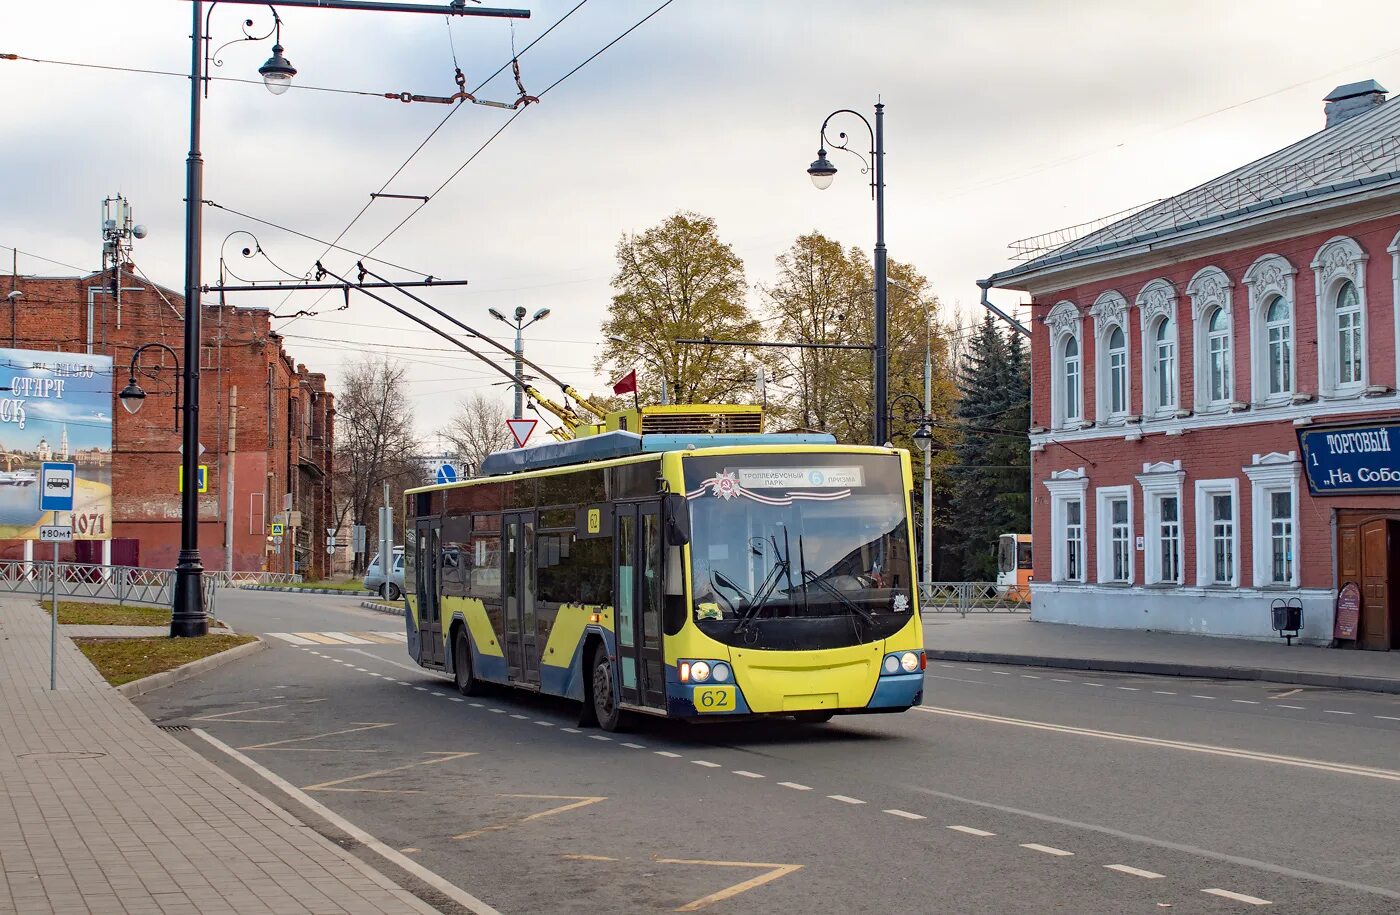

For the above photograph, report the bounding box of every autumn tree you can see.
[595,212,756,404]
[439,392,513,475]
[333,356,422,573]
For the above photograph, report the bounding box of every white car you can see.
[363,548,405,600]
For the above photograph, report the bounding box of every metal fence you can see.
[0,561,218,616]
[206,570,303,587]
[919,582,1031,616]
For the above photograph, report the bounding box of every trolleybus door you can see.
[415,516,444,667]
[615,501,666,709]
[502,512,541,687]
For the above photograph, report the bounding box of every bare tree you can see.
[333,356,421,574]
[440,391,514,475]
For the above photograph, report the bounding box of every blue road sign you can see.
[436,463,458,485]
[40,462,77,512]
[1298,422,1400,495]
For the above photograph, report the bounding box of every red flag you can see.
[611,369,637,396]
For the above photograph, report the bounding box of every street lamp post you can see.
[490,306,550,419]
[173,0,529,637]
[807,101,887,446]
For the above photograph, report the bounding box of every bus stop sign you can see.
[40,462,76,512]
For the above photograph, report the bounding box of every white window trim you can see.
[1312,236,1369,398]
[1193,477,1240,588]
[1136,460,1185,585]
[1091,290,1131,423]
[1243,253,1297,406]
[1242,451,1301,588]
[1044,468,1089,583]
[1046,300,1084,430]
[1389,230,1400,390]
[1186,266,1235,412]
[1095,485,1134,584]
[1137,279,1179,419]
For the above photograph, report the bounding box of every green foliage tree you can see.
[943,315,1031,579]
[596,212,755,405]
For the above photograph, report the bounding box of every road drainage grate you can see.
[157,724,191,732]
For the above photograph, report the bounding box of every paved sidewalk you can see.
[923,614,1400,694]
[0,597,440,914]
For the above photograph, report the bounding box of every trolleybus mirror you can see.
[662,492,690,546]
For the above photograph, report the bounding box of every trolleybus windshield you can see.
[684,453,913,649]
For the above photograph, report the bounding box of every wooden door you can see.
[1359,520,1391,651]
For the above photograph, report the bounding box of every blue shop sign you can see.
[1297,422,1400,495]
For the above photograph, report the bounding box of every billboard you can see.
[0,349,112,540]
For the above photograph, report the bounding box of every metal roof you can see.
[991,91,1400,286]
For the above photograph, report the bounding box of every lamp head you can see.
[488,307,506,323]
[5,291,22,301]
[258,44,296,95]
[912,420,934,455]
[807,149,837,190]
[532,307,551,322]
[118,378,146,415]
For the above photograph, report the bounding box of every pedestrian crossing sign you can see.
[178,464,209,493]
[269,522,285,536]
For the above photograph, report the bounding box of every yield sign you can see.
[506,418,538,448]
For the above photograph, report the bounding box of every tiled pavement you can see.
[0,597,440,914]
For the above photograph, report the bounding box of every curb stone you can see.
[240,584,376,596]
[116,637,269,698]
[360,599,405,616]
[924,648,1400,695]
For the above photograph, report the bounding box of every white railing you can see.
[920,582,1031,616]
[0,561,218,616]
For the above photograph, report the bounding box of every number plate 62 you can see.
[694,686,735,713]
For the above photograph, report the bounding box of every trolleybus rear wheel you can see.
[591,648,623,732]
[453,629,482,697]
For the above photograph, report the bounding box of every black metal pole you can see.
[172,0,208,637]
[872,101,888,447]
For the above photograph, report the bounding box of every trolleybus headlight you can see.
[900,651,920,673]
[711,662,730,683]
[883,655,900,675]
[691,661,711,682]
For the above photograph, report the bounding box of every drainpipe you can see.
[225,386,237,573]
[977,279,1031,338]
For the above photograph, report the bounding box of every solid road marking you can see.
[947,825,995,837]
[238,723,391,752]
[1271,689,1303,700]
[302,751,477,794]
[884,809,925,820]
[917,706,1400,782]
[1202,888,1272,905]
[656,858,803,913]
[1104,864,1164,879]
[827,795,865,805]
[192,729,501,915]
[1021,843,1074,857]
[778,782,811,791]
[453,795,606,841]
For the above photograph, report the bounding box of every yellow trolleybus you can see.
[402,408,924,730]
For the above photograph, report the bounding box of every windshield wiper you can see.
[802,567,876,634]
[732,540,790,638]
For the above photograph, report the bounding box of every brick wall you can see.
[0,267,335,578]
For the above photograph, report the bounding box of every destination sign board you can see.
[1298,422,1400,495]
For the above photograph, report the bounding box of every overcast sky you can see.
[5,0,1400,447]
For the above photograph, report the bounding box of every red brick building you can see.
[1,264,335,578]
[983,80,1400,649]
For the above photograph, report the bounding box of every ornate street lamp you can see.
[805,102,887,446]
[118,343,182,431]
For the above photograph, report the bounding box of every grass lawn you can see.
[75,634,258,686]
[41,601,172,626]
[281,579,368,591]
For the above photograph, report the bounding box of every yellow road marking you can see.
[238,722,392,751]
[190,703,287,723]
[294,632,343,644]
[452,794,606,840]
[302,751,478,793]
[1270,688,1303,700]
[917,706,1400,781]
[654,857,803,912]
[562,853,618,862]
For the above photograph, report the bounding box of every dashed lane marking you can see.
[732,770,764,778]
[1278,705,1305,710]
[591,735,612,742]
[489,709,506,714]
[884,809,925,820]
[1021,843,1074,857]
[510,714,529,720]
[917,706,1400,781]
[1051,678,1072,683]
[1152,691,1176,695]
[1231,700,1259,705]
[562,727,582,733]
[1378,715,1400,722]
[469,702,483,707]
[1202,888,1272,905]
[947,825,995,837]
[1104,864,1165,879]
[778,782,811,791]
[992,671,1012,676]
[535,721,554,727]
[431,691,445,697]
[655,751,682,758]
[1083,683,1104,688]
[827,795,864,805]
[450,698,464,702]
[693,760,721,768]
[1020,675,1040,679]
[1192,695,1216,699]
[1324,710,1355,716]
[621,742,645,749]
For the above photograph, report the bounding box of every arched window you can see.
[1153,317,1176,412]
[1206,307,1230,404]
[1336,280,1363,386]
[1107,326,1127,416]
[1062,335,1080,423]
[1265,295,1291,396]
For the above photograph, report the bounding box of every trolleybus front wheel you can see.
[453,629,483,697]
[590,648,623,732]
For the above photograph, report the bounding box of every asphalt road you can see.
[137,590,1400,914]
